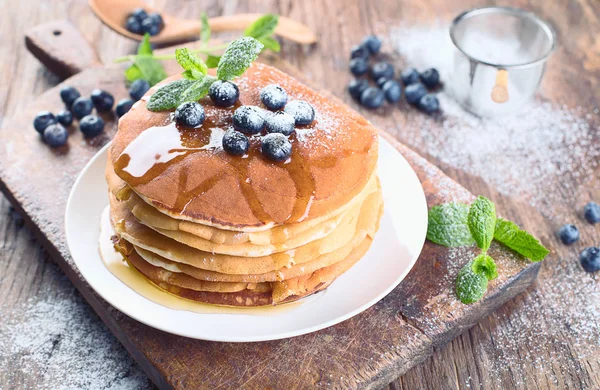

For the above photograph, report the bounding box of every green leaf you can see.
[200,12,210,46]
[456,261,488,304]
[180,76,216,103]
[175,48,208,76]
[217,37,264,81]
[244,14,279,39]
[259,36,281,52]
[182,69,206,80]
[471,254,498,280]
[427,203,475,247]
[124,64,144,83]
[137,33,153,55]
[133,56,167,86]
[146,79,196,111]
[206,55,221,68]
[494,218,550,262]
[468,196,497,252]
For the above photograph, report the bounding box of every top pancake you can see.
[110,63,379,230]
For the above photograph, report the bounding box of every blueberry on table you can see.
[91,89,115,112]
[580,247,600,273]
[284,100,315,126]
[56,110,73,127]
[558,224,580,245]
[79,115,105,138]
[115,99,135,117]
[401,68,420,86]
[349,58,368,76]
[417,94,440,113]
[131,8,148,22]
[142,17,160,36]
[376,77,389,88]
[382,80,402,103]
[359,87,385,109]
[369,62,394,81]
[175,102,205,128]
[405,83,427,104]
[129,79,150,101]
[222,131,250,156]
[420,68,440,88]
[350,44,370,60]
[260,84,288,111]
[583,202,600,224]
[362,35,382,54]
[232,105,265,134]
[33,111,56,134]
[71,97,94,119]
[265,111,296,136]
[125,16,143,34]
[348,79,369,101]
[43,124,68,147]
[59,86,81,107]
[262,133,292,162]
[209,80,240,107]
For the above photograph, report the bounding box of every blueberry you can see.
[584,202,600,224]
[141,17,160,36]
[405,83,427,104]
[580,247,600,272]
[116,99,135,117]
[222,131,250,156]
[131,8,148,22]
[33,111,56,134]
[232,105,265,134]
[401,68,420,85]
[175,102,205,128]
[59,86,81,107]
[349,57,368,76]
[71,97,94,119]
[56,110,73,127]
[558,224,580,245]
[260,84,288,111]
[79,115,105,138]
[359,87,385,109]
[382,80,402,103]
[350,44,370,60]
[262,133,292,162]
[362,35,382,54]
[209,80,239,107]
[369,62,394,81]
[43,124,68,147]
[420,68,440,88]
[348,79,369,100]
[284,100,315,126]
[91,89,114,112]
[418,94,440,113]
[129,79,150,101]
[147,12,163,27]
[125,16,142,34]
[265,111,295,135]
[376,77,389,88]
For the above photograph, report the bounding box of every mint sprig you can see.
[217,37,264,81]
[494,218,550,262]
[456,261,488,304]
[427,203,475,247]
[125,34,167,86]
[146,79,195,111]
[467,196,496,252]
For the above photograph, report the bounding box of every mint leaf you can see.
[427,203,475,247]
[244,14,279,39]
[456,261,488,304]
[182,69,206,80]
[471,254,498,280]
[146,79,196,111]
[200,12,210,46]
[180,76,216,103]
[494,218,549,262]
[259,36,281,52]
[217,37,264,81]
[175,48,208,76]
[206,55,220,68]
[137,33,153,55]
[124,64,143,83]
[125,34,167,86]
[468,196,496,252]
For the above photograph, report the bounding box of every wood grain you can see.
[1,0,599,389]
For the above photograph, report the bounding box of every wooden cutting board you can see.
[0,22,541,389]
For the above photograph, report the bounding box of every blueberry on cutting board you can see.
[558,224,579,245]
[369,62,394,81]
[580,247,600,273]
[360,87,385,109]
[583,202,600,224]
[349,58,368,76]
[348,79,369,101]
[33,111,56,134]
[79,115,105,138]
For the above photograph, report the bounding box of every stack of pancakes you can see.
[106,63,382,306]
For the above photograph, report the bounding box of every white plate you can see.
[65,137,427,342]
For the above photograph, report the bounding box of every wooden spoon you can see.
[89,0,317,45]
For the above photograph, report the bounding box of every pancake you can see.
[111,63,379,230]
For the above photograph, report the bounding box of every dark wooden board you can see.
[0,25,542,390]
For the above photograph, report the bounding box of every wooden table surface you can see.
[1,0,599,389]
